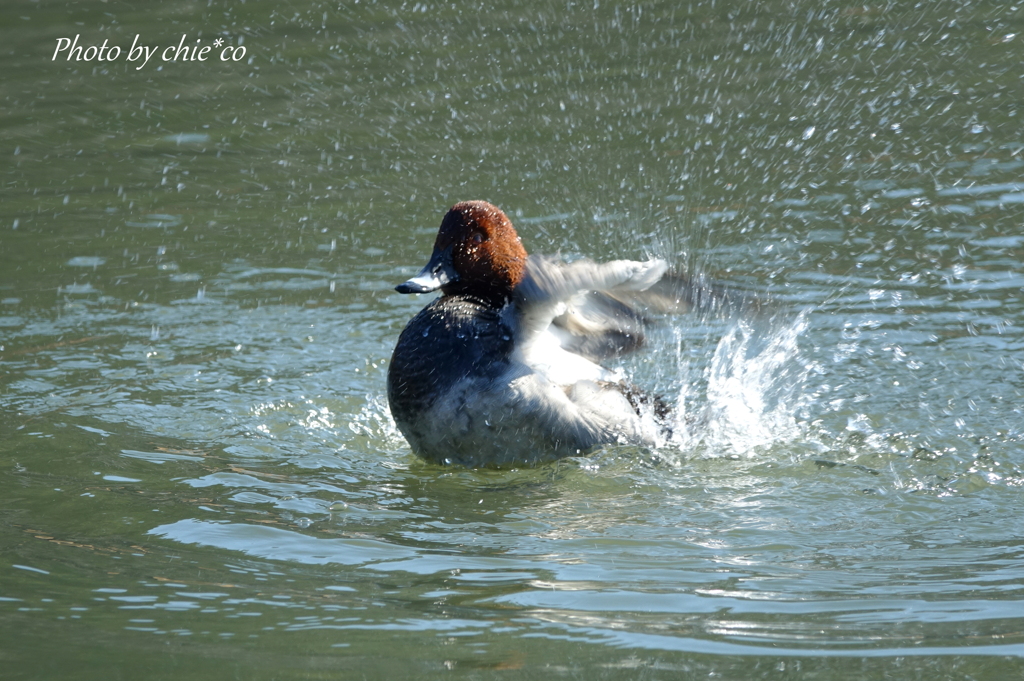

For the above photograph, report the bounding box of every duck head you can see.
[396,201,528,306]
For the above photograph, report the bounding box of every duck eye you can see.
[471,232,485,244]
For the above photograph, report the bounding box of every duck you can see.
[387,200,728,467]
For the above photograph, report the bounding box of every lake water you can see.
[3,0,1024,678]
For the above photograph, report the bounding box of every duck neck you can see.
[443,283,513,309]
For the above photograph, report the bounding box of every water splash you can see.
[669,311,813,458]
[347,393,404,447]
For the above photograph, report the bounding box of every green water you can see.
[3,0,1024,678]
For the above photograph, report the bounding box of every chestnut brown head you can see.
[396,201,527,306]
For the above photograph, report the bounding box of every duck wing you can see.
[512,255,666,357]
[516,255,762,362]
[615,269,761,318]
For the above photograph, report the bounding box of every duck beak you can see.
[395,244,458,294]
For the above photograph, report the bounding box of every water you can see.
[3,0,1024,677]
